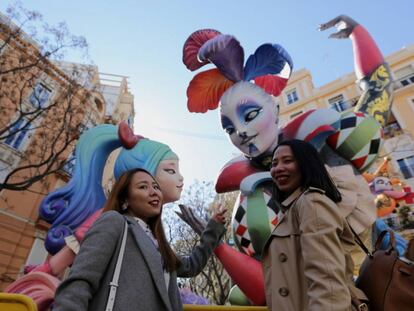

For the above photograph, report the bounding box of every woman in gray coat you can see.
[53,168,226,311]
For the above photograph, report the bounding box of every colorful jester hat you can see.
[182,29,293,113]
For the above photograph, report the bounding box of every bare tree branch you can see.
[164,181,236,305]
[0,2,94,192]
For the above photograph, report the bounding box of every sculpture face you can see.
[155,159,184,203]
[373,176,392,193]
[220,82,279,158]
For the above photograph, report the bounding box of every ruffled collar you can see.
[133,217,158,247]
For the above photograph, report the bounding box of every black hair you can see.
[272,139,342,203]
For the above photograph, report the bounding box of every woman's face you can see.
[126,171,163,221]
[270,145,302,196]
[220,82,279,158]
[155,159,184,203]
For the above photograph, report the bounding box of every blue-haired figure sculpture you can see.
[39,122,183,254]
[5,122,186,310]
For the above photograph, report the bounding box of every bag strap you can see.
[105,221,128,311]
[347,221,373,258]
[347,221,397,258]
[374,229,396,254]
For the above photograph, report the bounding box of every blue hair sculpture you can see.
[39,122,177,254]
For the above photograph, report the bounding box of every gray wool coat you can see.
[53,210,225,311]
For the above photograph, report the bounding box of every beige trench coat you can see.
[262,187,367,311]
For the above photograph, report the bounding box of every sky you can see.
[1,0,413,189]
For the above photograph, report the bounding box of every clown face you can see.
[220,82,279,158]
[373,176,393,193]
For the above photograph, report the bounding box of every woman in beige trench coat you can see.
[262,139,368,311]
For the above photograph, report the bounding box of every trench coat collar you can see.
[269,187,304,232]
[263,188,304,253]
[281,187,304,210]
[124,215,173,311]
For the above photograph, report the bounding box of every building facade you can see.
[0,13,134,289]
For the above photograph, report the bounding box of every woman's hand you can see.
[211,204,227,225]
[176,204,227,236]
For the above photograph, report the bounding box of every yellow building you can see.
[278,44,414,188]
[0,12,134,290]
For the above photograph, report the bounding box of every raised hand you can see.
[211,204,228,225]
[318,15,359,39]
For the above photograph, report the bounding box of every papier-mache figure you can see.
[6,122,187,310]
[364,156,414,218]
[181,15,401,305]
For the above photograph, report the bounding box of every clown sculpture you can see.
[182,15,395,305]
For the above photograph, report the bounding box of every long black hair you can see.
[272,139,342,203]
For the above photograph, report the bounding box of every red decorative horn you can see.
[214,243,266,305]
[118,121,144,149]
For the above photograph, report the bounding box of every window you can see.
[397,156,414,179]
[394,66,414,88]
[4,118,32,150]
[400,74,414,87]
[29,83,52,108]
[328,94,350,112]
[63,152,76,176]
[286,89,299,105]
